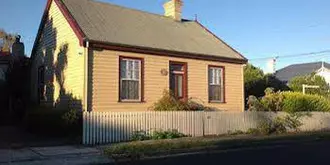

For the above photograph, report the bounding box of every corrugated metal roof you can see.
[275,62,330,82]
[61,0,245,60]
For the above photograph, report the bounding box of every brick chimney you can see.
[12,35,25,57]
[163,0,183,21]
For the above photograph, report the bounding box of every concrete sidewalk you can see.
[0,146,112,165]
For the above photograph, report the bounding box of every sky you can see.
[1,0,330,72]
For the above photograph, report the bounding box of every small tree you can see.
[244,64,264,84]
[244,64,266,98]
[288,73,330,96]
[244,64,289,100]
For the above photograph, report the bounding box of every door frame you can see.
[169,61,188,100]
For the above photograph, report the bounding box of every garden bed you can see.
[104,131,330,162]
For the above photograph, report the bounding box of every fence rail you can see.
[82,111,330,145]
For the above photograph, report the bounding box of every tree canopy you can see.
[244,63,289,99]
[288,73,330,96]
[244,63,264,84]
[0,29,16,52]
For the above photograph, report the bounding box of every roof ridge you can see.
[277,61,330,72]
[58,0,247,62]
[88,0,192,22]
[288,61,329,67]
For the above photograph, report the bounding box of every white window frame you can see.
[209,66,224,102]
[120,58,142,102]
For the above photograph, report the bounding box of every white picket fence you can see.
[82,111,330,145]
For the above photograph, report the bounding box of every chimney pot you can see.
[12,35,25,57]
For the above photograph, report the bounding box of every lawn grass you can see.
[104,131,330,161]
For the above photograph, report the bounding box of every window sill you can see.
[209,100,226,104]
[118,100,145,103]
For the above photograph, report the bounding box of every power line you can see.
[249,50,330,61]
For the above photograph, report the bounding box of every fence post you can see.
[202,111,205,137]
[82,111,85,145]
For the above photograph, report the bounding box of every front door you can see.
[169,62,187,100]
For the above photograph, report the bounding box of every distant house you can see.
[0,55,10,82]
[275,62,330,85]
[0,54,10,123]
[0,36,28,124]
[30,0,247,112]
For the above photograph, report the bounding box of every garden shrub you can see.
[288,73,330,97]
[261,88,284,112]
[227,130,245,135]
[247,95,266,111]
[131,131,150,141]
[151,90,210,111]
[248,89,330,113]
[130,129,186,141]
[280,113,306,132]
[151,90,187,111]
[247,113,305,135]
[24,106,82,137]
[282,92,330,113]
[151,129,186,140]
[62,109,81,125]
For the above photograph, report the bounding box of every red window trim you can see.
[169,61,188,101]
[118,56,145,103]
[208,65,226,103]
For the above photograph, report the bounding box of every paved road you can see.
[129,140,330,165]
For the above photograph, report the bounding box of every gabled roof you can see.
[275,62,330,82]
[32,0,247,64]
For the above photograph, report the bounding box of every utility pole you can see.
[267,56,279,74]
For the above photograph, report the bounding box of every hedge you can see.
[248,90,330,112]
[282,92,330,113]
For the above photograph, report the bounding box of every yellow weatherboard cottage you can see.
[30,0,248,112]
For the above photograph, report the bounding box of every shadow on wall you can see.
[40,17,82,111]
[51,43,82,111]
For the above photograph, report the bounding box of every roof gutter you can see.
[88,40,248,64]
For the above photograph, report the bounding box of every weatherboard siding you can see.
[30,0,85,109]
[89,49,244,112]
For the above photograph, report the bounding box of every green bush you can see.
[247,95,266,111]
[131,129,186,141]
[247,113,304,135]
[279,113,305,132]
[151,129,186,140]
[62,109,81,125]
[282,92,330,113]
[131,131,150,141]
[150,90,210,111]
[244,64,289,103]
[288,73,330,96]
[106,138,214,161]
[24,106,82,137]
[261,88,284,112]
[227,130,245,135]
[248,90,330,113]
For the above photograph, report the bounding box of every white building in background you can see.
[316,63,330,85]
